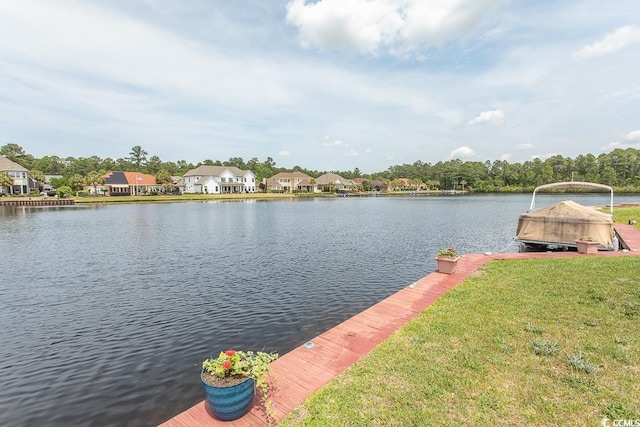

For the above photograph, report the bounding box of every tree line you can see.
[2,143,640,192]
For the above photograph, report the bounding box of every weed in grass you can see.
[530,340,560,356]
[607,347,629,364]
[567,352,597,374]
[524,322,545,334]
[604,401,638,420]
[495,338,514,353]
[562,374,597,390]
[621,301,638,318]
[586,288,607,302]
[614,337,630,345]
[583,320,597,327]
[477,393,499,410]
[410,337,428,345]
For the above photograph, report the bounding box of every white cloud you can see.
[322,137,345,147]
[626,130,640,140]
[601,141,640,151]
[516,143,533,150]
[468,109,505,125]
[573,25,640,59]
[279,150,290,156]
[600,130,640,150]
[285,0,503,55]
[345,150,359,157]
[450,146,476,158]
[500,153,512,161]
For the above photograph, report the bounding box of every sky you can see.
[1,0,639,173]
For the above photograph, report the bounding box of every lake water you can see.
[0,193,637,426]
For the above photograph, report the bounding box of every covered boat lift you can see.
[516,182,616,252]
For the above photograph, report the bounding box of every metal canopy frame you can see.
[529,181,614,215]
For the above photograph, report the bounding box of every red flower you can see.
[222,360,232,370]
[225,350,236,357]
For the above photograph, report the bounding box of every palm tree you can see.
[30,169,45,188]
[0,171,13,195]
[85,171,105,196]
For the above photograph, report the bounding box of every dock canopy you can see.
[516,200,613,248]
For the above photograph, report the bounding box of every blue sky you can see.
[1,0,639,173]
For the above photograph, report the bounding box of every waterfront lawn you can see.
[72,192,301,204]
[612,206,640,229]
[279,256,640,426]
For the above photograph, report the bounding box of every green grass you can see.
[71,192,303,204]
[279,256,640,426]
[611,206,640,229]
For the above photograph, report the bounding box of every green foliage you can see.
[129,145,148,169]
[68,174,86,191]
[567,352,597,374]
[604,401,638,420]
[154,169,172,184]
[524,322,545,334]
[50,176,68,188]
[0,143,26,161]
[56,185,73,198]
[530,340,560,356]
[435,247,458,259]
[30,169,45,183]
[0,171,14,192]
[3,143,640,192]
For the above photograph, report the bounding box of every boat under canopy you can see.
[516,200,614,249]
[515,182,615,251]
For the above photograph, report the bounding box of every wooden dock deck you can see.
[160,225,640,427]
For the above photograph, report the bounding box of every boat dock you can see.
[160,224,640,427]
[0,198,75,206]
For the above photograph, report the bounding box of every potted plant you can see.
[575,235,600,254]
[435,247,460,274]
[201,349,279,421]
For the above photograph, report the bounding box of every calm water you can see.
[0,194,637,426]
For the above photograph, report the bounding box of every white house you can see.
[182,165,256,194]
[0,155,31,195]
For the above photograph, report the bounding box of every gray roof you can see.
[0,155,29,172]
[315,172,351,186]
[184,165,253,177]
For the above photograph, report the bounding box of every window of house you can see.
[221,177,226,182]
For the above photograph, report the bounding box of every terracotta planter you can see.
[575,240,600,254]
[435,256,460,274]
[201,373,255,421]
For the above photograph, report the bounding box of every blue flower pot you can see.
[201,372,255,421]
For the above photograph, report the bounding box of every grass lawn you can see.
[612,206,640,230]
[71,192,304,204]
[279,256,640,426]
